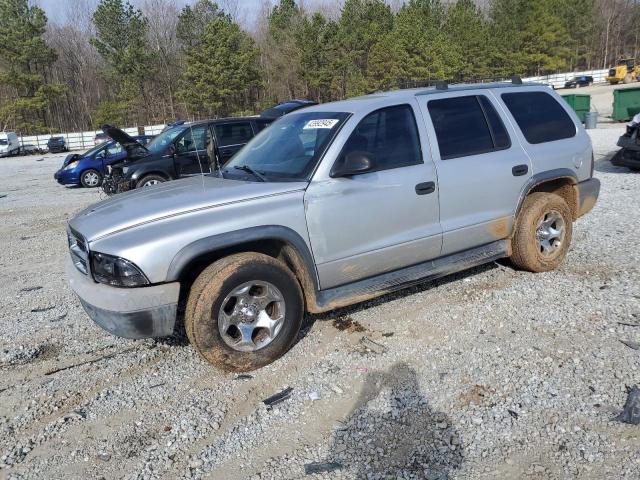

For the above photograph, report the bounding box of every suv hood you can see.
[69,175,307,242]
[102,125,149,158]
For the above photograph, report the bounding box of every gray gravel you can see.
[1,127,639,479]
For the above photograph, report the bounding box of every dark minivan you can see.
[102,117,272,194]
[102,101,318,194]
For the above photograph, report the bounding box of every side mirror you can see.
[167,144,176,156]
[96,150,106,159]
[331,151,374,178]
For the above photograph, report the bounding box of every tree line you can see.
[0,0,639,134]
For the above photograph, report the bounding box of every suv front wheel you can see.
[185,252,304,372]
[510,192,573,272]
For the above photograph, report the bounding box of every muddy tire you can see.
[80,169,102,188]
[136,174,166,188]
[185,252,304,372]
[510,193,573,272]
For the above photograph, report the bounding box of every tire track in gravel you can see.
[0,344,169,468]
[159,321,347,478]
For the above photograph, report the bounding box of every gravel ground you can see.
[1,128,639,480]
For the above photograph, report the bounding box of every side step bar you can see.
[313,240,510,312]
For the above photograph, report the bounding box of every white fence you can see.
[522,69,610,89]
[19,124,167,152]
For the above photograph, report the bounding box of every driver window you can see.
[176,125,207,154]
[339,104,422,171]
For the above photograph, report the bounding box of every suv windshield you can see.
[146,125,187,154]
[224,111,349,181]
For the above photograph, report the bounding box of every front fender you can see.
[166,225,320,291]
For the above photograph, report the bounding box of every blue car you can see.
[54,136,154,188]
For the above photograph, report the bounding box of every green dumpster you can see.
[612,87,640,121]
[561,94,591,123]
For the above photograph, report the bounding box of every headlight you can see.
[63,161,78,170]
[91,252,149,287]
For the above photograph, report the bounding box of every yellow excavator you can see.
[606,58,640,85]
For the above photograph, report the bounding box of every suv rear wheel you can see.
[510,192,573,272]
[185,252,304,372]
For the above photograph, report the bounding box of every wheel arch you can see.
[515,169,579,221]
[167,226,321,311]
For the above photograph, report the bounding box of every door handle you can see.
[512,164,529,176]
[415,181,436,195]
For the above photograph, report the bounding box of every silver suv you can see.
[66,81,600,371]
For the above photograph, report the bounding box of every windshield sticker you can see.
[303,119,339,129]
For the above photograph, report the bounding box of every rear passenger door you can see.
[498,89,591,180]
[213,121,254,163]
[418,91,532,256]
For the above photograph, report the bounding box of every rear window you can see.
[501,91,576,144]
[427,95,510,160]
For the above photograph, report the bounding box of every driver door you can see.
[173,124,211,176]
[305,103,442,290]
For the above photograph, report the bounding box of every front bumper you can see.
[576,178,600,218]
[66,257,180,338]
[54,169,80,185]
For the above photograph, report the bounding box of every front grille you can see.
[68,228,89,275]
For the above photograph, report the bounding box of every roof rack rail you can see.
[511,76,523,85]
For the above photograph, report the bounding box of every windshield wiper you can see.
[233,165,267,182]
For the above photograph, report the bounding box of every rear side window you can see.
[428,95,510,160]
[338,104,422,171]
[214,122,253,147]
[501,91,576,144]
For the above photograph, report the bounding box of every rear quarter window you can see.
[501,91,576,144]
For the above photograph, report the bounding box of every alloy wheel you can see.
[217,280,286,352]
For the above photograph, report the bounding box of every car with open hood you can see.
[54,135,154,188]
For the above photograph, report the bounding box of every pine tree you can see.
[177,15,260,117]
[367,0,455,89]
[296,13,339,102]
[91,0,153,125]
[0,0,64,133]
[445,0,491,81]
[333,0,394,97]
[177,0,227,50]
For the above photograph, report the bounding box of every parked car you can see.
[611,112,640,171]
[54,135,154,188]
[564,76,594,88]
[93,132,110,146]
[47,136,68,153]
[101,116,274,194]
[66,81,599,372]
[0,131,20,157]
